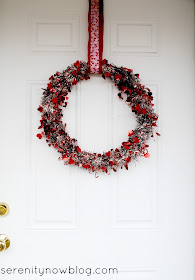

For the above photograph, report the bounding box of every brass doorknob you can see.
[0,235,10,252]
[0,203,10,217]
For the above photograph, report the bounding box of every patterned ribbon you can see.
[88,0,104,73]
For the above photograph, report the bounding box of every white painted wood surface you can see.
[0,0,194,279]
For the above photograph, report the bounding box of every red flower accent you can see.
[128,131,134,137]
[134,104,141,111]
[37,133,42,139]
[141,109,147,114]
[77,146,81,152]
[74,61,81,67]
[47,82,53,90]
[62,155,69,161]
[72,79,77,85]
[115,74,122,80]
[125,157,131,163]
[101,166,107,173]
[144,152,150,158]
[134,137,139,143]
[37,106,43,112]
[69,158,75,164]
[122,142,132,149]
[51,97,57,104]
[124,164,128,170]
[83,163,90,169]
[105,72,111,77]
[106,151,111,158]
[124,145,130,150]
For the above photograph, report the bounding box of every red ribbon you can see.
[88,0,104,74]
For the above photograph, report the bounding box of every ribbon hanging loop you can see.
[88,0,104,74]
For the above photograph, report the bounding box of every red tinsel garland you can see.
[37,59,159,174]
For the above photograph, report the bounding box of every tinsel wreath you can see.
[37,59,159,174]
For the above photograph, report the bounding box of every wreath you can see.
[37,59,159,174]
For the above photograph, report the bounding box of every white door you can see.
[0,0,194,279]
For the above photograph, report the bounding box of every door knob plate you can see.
[0,203,10,217]
[0,240,6,252]
[0,235,10,251]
